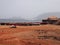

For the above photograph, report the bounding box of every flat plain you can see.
[0,25,60,45]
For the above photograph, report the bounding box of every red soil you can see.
[0,25,60,45]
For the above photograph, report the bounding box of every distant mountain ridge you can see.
[0,16,30,23]
[0,12,60,22]
[0,19,28,23]
[35,12,60,21]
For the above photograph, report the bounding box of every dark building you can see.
[41,16,60,25]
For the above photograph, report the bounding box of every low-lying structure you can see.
[41,16,60,25]
[0,22,40,26]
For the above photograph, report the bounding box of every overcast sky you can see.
[0,0,60,20]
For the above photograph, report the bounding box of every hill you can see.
[35,12,60,21]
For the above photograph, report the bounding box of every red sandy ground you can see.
[0,25,60,45]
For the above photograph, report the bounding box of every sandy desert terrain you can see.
[0,25,60,45]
